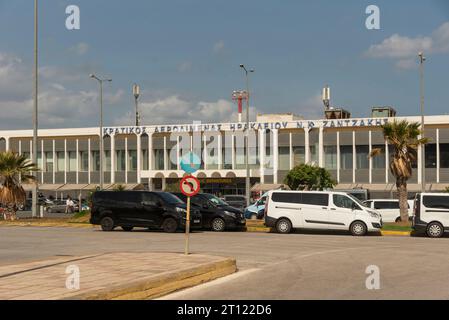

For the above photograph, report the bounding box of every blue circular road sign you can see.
[180,152,201,174]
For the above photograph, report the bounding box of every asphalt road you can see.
[1,226,449,299]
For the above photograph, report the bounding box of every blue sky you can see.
[0,0,448,129]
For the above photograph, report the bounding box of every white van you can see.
[264,190,382,236]
[413,193,449,238]
[362,199,414,223]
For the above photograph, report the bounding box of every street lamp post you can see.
[240,64,255,207]
[133,84,141,126]
[419,52,426,192]
[90,74,112,191]
[32,0,39,218]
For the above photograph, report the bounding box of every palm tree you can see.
[0,151,39,221]
[370,120,427,222]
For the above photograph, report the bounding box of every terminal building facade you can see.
[1,113,449,198]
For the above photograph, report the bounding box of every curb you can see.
[0,222,94,228]
[66,257,237,300]
[380,230,411,237]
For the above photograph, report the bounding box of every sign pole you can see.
[185,196,191,255]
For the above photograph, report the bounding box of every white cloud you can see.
[298,94,324,120]
[177,61,192,73]
[213,40,225,53]
[114,95,256,126]
[366,22,449,66]
[69,42,89,55]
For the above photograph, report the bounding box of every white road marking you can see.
[157,268,260,300]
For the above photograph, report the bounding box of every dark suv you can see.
[90,191,202,233]
[173,193,246,232]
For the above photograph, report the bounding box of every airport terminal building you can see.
[1,111,449,198]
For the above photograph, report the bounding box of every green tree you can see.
[113,184,126,191]
[0,151,39,220]
[284,164,336,191]
[370,120,427,222]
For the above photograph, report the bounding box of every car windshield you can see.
[157,192,184,205]
[347,194,366,208]
[203,194,228,206]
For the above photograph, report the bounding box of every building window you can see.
[293,147,305,166]
[45,152,54,172]
[91,151,100,172]
[425,144,437,169]
[372,145,386,169]
[104,151,111,171]
[56,152,65,172]
[154,149,164,170]
[324,146,337,170]
[116,150,126,171]
[142,149,149,170]
[68,152,77,172]
[79,151,89,172]
[128,150,138,171]
[441,144,449,168]
[340,146,353,170]
[356,145,369,169]
[279,146,290,170]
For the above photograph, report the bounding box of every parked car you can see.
[221,195,247,210]
[363,199,414,223]
[90,191,202,233]
[244,193,268,219]
[45,200,79,214]
[264,190,382,236]
[339,189,370,202]
[172,193,246,232]
[413,193,449,238]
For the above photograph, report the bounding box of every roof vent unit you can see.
[325,108,352,120]
[371,106,397,118]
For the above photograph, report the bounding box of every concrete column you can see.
[64,139,68,184]
[289,132,293,170]
[148,133,153,171]
[76,139,79,184]
[203,134,208,171]
[304,129,310,164]
[53,139,56,184]
[176,136,181,171]
[273,129,279,184]
[162,178,166,191]
[231,135,235,170]
[369,131,372,184]
[352,131,356,184]
[385,140,389,184]
[163,136,168,171]
[318,127,324,168]
[137,134,142,183]
[125,137,129,184]
[218,133,223,170]
[111,135,116,184]
[88,138,91,184]
[337,132,341,184]
[437,128,440,183]
[18,140,22,155]
[259,130,265,184]
[41,139,44,183]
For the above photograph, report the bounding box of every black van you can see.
[90,191,202,233]
[172,193,246,232]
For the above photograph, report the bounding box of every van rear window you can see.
[423,196,449,209]
[271,193,329,207]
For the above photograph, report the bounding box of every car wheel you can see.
[162,217,178,233]
[427,222,444,238]
[395,217,402,223]
[350,221,367,236]
[100,217,115,232]
[276,218,292,234]
[211,218,226,232]
[122,226,133,232]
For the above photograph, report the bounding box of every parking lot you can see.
[2,226,449,299]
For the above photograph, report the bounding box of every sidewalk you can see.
[0,252,236,300]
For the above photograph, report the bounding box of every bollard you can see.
[39,205,44,218]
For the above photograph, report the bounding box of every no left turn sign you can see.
[180,175,201,197]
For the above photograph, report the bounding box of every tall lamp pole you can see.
[240,64,255,207]
[32,0,39,218]
[90,74,112,190]
[133,84,141,126]
[419,52,426,192]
